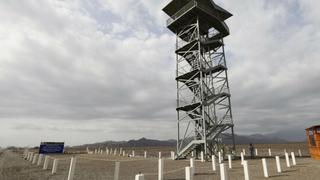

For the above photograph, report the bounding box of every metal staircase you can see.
[163,0,235,160]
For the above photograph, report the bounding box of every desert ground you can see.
[1,143,319,180]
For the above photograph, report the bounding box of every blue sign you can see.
[39,142,64,154]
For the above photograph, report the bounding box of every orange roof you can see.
[306,125,320,130]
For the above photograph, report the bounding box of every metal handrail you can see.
[167,0,197,26]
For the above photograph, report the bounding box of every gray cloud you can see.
[0,0,319,146]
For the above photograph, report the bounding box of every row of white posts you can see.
[23,151,77,180]
[242,148,303,157]
[23,148,301,180]
[89,147,176,160]
[182,149,298,180]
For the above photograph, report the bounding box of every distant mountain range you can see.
[74,132,306,148]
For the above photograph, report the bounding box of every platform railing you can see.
[167,0,197,26]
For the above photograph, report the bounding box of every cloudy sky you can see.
[0,0,319,147]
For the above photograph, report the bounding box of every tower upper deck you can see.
[163,0,232,36]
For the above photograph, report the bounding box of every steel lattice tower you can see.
[163,0,235,160]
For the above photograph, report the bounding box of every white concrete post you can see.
[228,155,232,169]
[200,151,204,162]
[94,149,97,154]
[220,163,228,180]
[123,150,126,157]
[110,148,113,154]
[106,147,109,154]
[24,150,28,159]
[190,158,195,175]
[291,152,296,165]
[119,148,122,155]
[212,155,216,171]
[191,151,194,157]
[275,156,281,173]
[218,151,222,163]
[285,153,291,168]
[114,148,117,156]
[262,158,269,178]
[67,157,77,180]
[255,149,258,156]
[185,167,193,180]
[37,154,43,166]
[52,159,59,174]
[171,151,175,160]
[43,156,49,170]
[243,160,250,180]
[29,153,34,162]
[240,152,244,165]
[159,152,162,159]
[32,154,38,164]
[298,149,302,157]
[144,151,147,158]
[132,150,135,157]
[158,158,164,180]
[114,161,120,180]
[243,149,246,156]
[26,152,30,160]
[30,152,34,161]
[268,149,272,156]
[135,174,145,180]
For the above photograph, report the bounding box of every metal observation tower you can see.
[163,0,235,160]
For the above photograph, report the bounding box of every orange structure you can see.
[306,125,320,160]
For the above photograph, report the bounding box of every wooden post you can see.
[67,157,77,180]
[262,158,269,178]
[275,156,281,173]
[114,161,120,180]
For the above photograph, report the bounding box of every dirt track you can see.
[0,145,319,180]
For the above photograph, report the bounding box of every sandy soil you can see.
[1,144,319,180]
